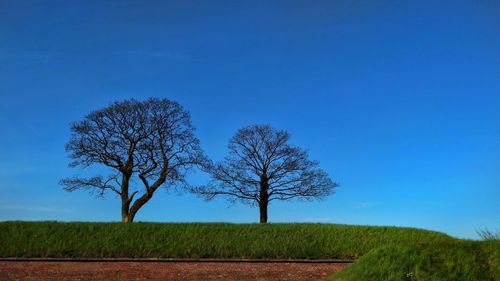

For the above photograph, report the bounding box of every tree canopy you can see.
[193,124,337,223]
[61,98,207,222]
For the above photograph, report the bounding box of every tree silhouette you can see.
[61,98,207,222]
[194,124,337,223]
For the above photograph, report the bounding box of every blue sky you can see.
[0,0,498,238]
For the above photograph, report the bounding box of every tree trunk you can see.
[121,213,133,222]
[121,199,133,222]
[259,173,270,224]
[259,200,268,223]
[120,172,133,222]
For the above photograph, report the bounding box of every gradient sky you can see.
[0,0,499,238]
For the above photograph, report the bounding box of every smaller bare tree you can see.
[193,124,337,223]
[60,98,207,222]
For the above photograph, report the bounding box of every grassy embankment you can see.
[327,240,500,281]
[0,221,450,259]
[2,221,498,281]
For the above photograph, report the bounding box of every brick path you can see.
[0,261,348,281]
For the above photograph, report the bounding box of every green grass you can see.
[477,228,500,240]
[327,240,500,281]
[0,221,451,259]
[3,221,497,281]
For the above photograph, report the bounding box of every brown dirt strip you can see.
[0,260,350,281]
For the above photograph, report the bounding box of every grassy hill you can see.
[0,221,450,259]
[1,221,498,281]
[327,240,500,281]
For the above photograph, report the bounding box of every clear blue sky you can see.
[0,0,498,239]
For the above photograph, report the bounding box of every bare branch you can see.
[60,176,121,197]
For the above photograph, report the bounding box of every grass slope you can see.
[0,221,451,259]
[327,240,500,281]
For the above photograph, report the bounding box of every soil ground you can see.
[0,261,348,281]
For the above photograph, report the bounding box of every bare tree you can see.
[60,98,207,222]
[194,124,337,223]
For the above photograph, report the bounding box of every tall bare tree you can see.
[194,124,337,223]
[60,98,207,222]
